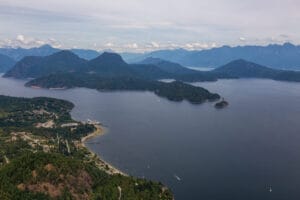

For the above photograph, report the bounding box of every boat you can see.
[269,186,272,193]
[174,174,181,181]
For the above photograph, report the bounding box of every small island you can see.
[25,73,221,104]
[215,98,229,109]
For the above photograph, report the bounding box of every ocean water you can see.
[1,76,300,200]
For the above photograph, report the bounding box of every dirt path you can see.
[118,186,122,200]
[4,155,9,164]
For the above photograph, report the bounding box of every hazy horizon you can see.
[1,42,299,54]
[0,0,300,52]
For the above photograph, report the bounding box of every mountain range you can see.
[0,44,100,62]
[4,51,172,80]
[5,50,300,82]
[1,42,300,72]
[121,43,300,70]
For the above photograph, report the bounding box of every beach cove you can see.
[80,124,127,176]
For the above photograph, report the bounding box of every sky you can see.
[0,0,299,52]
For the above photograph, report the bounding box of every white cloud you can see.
[0,0,300,51]
[16,34,25,42]
[184,42,218,50]
[102,41,221,52]
[132,43,138,48]
[0,35,62,48]
[105,42,114,48]
[150,42,160,48]
[211,42,217,48]
[124,43,139,49]
[239,37,246,42]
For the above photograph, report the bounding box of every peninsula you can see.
[0,95,173,200]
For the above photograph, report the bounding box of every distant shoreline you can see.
[80,124,127,176]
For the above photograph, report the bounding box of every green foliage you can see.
[0,152,173,200]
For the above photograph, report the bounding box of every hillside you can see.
[0,152,172,200]
[87,53,174,79]
[212,59,276,78]
[0,54,16,72]
[0,95,173,200]
[138,57,197,75]
[4,51,87,78]
[138,57,218,82]
[130,64,172,79]
[213,59,300,81]
[87,52,136,77]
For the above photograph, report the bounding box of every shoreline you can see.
[80,124,127,176]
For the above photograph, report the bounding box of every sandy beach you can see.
[80,124,127,176]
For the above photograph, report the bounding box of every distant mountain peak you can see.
[39,44,54,49]
[51,50,77,57]
[282,42,295,48]
[219,59,266,68]
[90,52,127,66]
[213,59,272,78]
[4,50,87,78]
[46,50,84,61]
[138,56,198,75]
[101,52,124,60]
[227,59,251,64]
[85,52,135,77]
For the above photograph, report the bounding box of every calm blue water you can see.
[1,76,300,200]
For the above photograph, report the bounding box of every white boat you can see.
[174,174,181,181]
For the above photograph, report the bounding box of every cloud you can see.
[279,34,289,39]
[102,41,221,52]
[124,43,139,49]
[109,24,149,30]
[1,0,300,52]
[16,34,25,42]
[150,42,160,48]
[239,37,246,42]
[0,35,62,48]
[184,42,218,50]
[105,42,114,48]
[0,4,91,23]
[0,33,295,53]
